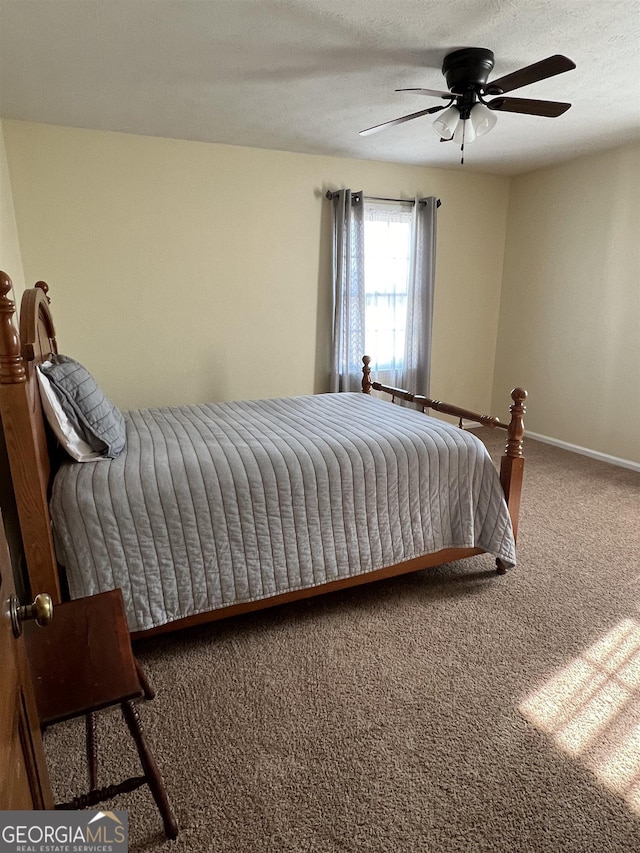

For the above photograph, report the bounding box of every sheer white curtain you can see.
[330,191,437,394]
[330,190,365,392]
[363,200,413,388]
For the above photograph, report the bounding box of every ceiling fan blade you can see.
[487,97,571,117]
[395,87,453,99]
[484,55,576,95]
[359,104,447,136]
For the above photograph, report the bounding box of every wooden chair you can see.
[23,588,178,839]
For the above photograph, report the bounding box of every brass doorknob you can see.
[10,592,54,637]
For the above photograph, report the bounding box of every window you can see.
[364,201,413,378]
[329,189,437,395]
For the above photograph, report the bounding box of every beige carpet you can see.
[43,430,640,852]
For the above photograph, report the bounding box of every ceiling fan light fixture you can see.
[453,117,476,145]
[432,104,459,139]
[469,102,497,137]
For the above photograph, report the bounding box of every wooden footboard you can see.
[361,355,527,543]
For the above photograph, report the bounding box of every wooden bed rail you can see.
[361,355,527,543]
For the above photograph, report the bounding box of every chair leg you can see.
[135,659,156,700]
[85,713,98,791]
[121,700,178,839]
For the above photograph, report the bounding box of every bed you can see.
[0,273,526,637]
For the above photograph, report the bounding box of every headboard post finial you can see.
[0,271,27,384]
[362,355,372,394]
[34,281,51,304]
[506,388,527,459]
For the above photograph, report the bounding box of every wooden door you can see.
[0,513,53,808]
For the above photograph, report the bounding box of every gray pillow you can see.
[39,355,126,458]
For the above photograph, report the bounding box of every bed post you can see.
[0,272,61,602]
[499,388,527,546]
[362,355,372,394]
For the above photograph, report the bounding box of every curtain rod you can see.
[325,190,441,208]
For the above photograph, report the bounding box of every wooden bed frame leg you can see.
[495,559,508,575]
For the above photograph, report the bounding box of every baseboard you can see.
[457,422,638,473]
[526,431,640,473]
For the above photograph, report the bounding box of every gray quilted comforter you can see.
[50,393,516,631]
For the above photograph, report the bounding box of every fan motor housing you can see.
[442,47,495,93]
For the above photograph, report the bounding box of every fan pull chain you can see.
[460,121,465,165]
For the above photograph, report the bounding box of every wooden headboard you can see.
[0,272,61,602]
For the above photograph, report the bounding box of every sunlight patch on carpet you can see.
[519,619,640,815]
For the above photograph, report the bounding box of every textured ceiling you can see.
[1,0,639,175]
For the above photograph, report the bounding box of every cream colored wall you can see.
[0,120,25,299]
[492,143,640,464]
[3,120,509,414]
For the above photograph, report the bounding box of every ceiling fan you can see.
[360,48,576,162]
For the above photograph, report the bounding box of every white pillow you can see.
[37,363,104,462]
